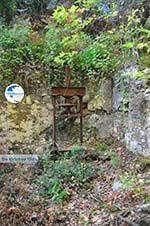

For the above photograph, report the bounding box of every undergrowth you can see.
[34,146,95,202]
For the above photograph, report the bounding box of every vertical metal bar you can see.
[64,65,71,87]
[52,96,57,150]
[79,96,83,144]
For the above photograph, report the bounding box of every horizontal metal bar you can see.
[51,87,86,97]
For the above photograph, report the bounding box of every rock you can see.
[101,79,113,113]
[112,180,123,191]
[113,65,150,156]
[88,94,104,111]
[113,84,124,110]
[97,114,114,137]
[144,88,150,154]
[25,95,32,105]
[0,97,53,145]
[35,146,45,154]
[136,203,150,213]
[0,137,9,154]
[88,78,113,113]
[83,94,90,103]
[87,137,96,145]
[144,16,150,29]
[30,213,37,222]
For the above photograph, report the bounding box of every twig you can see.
[118,215,140,226]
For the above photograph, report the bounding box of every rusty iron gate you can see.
[51,65,86,151]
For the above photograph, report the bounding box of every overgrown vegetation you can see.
[0,0,149,89]
[35,146,95,201]
[0,25,44,87]
[0,1,149,225]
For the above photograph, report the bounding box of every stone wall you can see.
[0,89,53,146]
[0,66,149,156]
[85,65,150,156]
[113,66,150,156]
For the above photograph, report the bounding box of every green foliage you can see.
[97,143,108,153]
[109,149,121,168]
[47,179,68,202]
[50,158,93,184]
[35,148,94,202]
[135,158,150,171]
[76,39,117,75]
[71,145,85,155]
[53,5,92,30]
[119,10,150,76]
[0,24,44,85]
[43,5,119,83]
[36,174,68,202]
[120,172,138,189]
[45,4,118,82]
[97,144,120,168]
[51,5,93,72]
[0,1,149,87]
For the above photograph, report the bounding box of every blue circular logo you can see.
[5,84,24,103]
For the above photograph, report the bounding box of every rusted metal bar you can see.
[79,96,83,144]
[64,65,71,87]
[51,87,85,97]
[51,85,86,150]
[52,96,57,150]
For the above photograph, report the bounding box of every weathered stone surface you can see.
[112,180,123,191]
[101,79,113,113]
[144,87,150,153]
[84,66,150,156]
[0,96,53,145]
[47,0,74,10]
[96,114,114,137]
[0,137,9,154]
[125,78,149,156]
[0,65,149,156]
[113,66,150,156]
[85,113,113,138]
[88,78,113,113]
[144,16,150,29]
[113,67,134,111]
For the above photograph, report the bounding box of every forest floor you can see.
[0,136,150,226]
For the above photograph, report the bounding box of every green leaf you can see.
[122,42,135,48]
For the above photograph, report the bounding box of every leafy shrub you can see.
[50,158,93,184]
[71,145,85,155]
[109,149,121,168]
[97,143,108,153]
[120,172,138,189]
[47,179,68,202]
[0,2,148,88]
[35,148,94,202]
[0,24,44,86]
[42,4,118,84]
